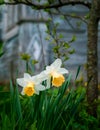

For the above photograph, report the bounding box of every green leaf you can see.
[0,52,4,57]
[0,42,4,57]
[0,0,4,4]
[30,121,37,130]
[84,13,90,19]
[71,13,77,17]
[55,22,59,27]
[20,53,31,61]
[58,34,64,39]
[76,21,82,28]
[75,66,81,80]
[69,35,76,43]
[64,56,69,61]
[68,49,75,54]
[60,15,65,20]
[64,43,70,49]
[45,36,50,40]
[31,60,38,64]
[47,18,52,22]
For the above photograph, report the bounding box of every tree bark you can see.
[87,0,100,117]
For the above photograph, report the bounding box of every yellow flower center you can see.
[51,72,65,87]
[24,82,35,96]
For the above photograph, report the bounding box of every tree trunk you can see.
[87,0,100,117]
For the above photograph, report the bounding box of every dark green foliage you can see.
[0,76,100,130]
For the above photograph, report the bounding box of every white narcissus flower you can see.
[42,58,69,88]
[17,73,47,96]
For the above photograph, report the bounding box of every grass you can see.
[0,74,100,130]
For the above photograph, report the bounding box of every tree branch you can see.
[0,0,91,9]
[51,9,88,24]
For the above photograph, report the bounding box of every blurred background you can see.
[0,3,100,84]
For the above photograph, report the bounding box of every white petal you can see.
[31,76,38,82]
[37,72,49,82]
[45,66,53,73]
[31,76,42,84]
[58,68,69,74]
[43,70,50,75]
[37,72,48,80]
[35,84,46,91]
[24,73,31,80]
[35,90,39,95]
[32,72,49,84]
[46,77,51,89]
[17,78,26,87]
[23,73,34,83]
[51,58,62,69]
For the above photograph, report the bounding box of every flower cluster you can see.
[17,58,69,96]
